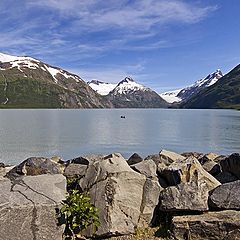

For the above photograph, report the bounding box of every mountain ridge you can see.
[0,52,112,108]
[181,65,240,110]
[160,69,223,103]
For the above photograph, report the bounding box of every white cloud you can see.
[27,0,217,33]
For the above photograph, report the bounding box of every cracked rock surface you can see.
[172,210,240,240]
[0,174,66,240]
[209,180,240,210]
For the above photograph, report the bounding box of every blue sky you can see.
[0,0,239,92]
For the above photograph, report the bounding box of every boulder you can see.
[219,153,240,179]
[158,157,220,212]
[159,181,209,212]
[7,157,64,177]
[79,153,146,238]
[0,174,66,240]
[127,153,143,166]
[215,171,238,184]
[131,159,157,179]
[172,210,240,240]
[67,156,89,165]
[209,180,240,210]
[131,160,162,225]
[145,150,186,172]
[139,179,161,226]
[63,163,87,179]
[158,157,221,190]
[159,150,186,162]
[198,153,221,175]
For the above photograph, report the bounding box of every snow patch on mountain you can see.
[160,89,182,103]
[44,65,59,83]
[0,52,39,63]
[88,80,117,95]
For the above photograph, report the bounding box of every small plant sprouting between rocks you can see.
[61,190,100,239]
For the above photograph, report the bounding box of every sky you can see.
[0,0,240,93]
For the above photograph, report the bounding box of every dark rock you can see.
[220,153,240,178]
[6,157,63,177]
[215,171,238,184]
[0,162,5,168]
[127,153,143,165]
[63,163,87,179]
[209,180,240,210]
[172,210,240,240]
[69,156,89,165]
[0,174,66,240]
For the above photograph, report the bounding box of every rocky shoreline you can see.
[0,150,240,240]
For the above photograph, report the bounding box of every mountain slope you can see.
[106,77,168,108]
[0,53,112,108]
[181,65,240,109]
[160,70,223,103]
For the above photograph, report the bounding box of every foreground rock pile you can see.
[0,150,240,240]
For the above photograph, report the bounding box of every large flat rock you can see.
[172,210,240,240]
[0,174,66,240]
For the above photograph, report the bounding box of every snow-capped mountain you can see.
[107,77,167,108]
[0,52,112,108]
[160,69,223,103]
[0,52,82,84]
[87,80,117,95]
[109,77,149,95]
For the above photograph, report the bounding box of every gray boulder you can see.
[131,159,157,179]
[172,210,240,240]
[79,153,146,238]
[158,157,220,212]
[158,157,221,189]
[209,180,240,210]
[160,181,209,212]
[131,159,162,225]
[64,163,87,179]
[7,157,64,177]
[145,150,186,173]
[0,174,66,240]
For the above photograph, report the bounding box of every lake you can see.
[0,109,240,165]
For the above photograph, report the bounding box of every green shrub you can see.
[61,190,100,239]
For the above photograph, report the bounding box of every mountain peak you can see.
[87,80,105,85]
[117,76,135,86]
